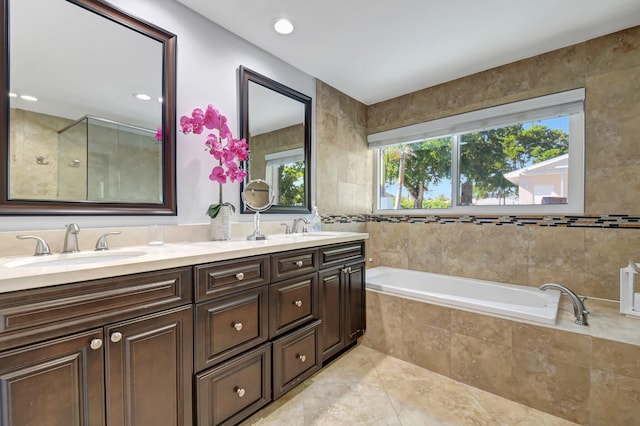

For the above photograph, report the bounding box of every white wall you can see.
[2,0,315,231]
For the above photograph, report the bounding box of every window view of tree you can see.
[380,117,570,209]
[460,122,569,205]
[382,138,452,209]
[278,161,305,206]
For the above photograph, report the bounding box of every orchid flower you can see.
[180,104,249,218]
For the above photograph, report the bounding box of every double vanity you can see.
[0,232,367,426]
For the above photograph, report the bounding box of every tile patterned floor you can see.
[241,345,578,426]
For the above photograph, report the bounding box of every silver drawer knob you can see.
[233,322,243,331]
[235,272,245,280]
[110,332,123,343]
[90,338,103,350]
[235,387,246,398]
[294,300,303,307]
[297,354,306,363]
[295,260,303,267]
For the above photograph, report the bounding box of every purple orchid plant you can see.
[180,104,249,218]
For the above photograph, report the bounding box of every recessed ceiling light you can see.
[158,97,164,103]
[20,95,38,101]
[133,93,151,101]
[8,92,16,97]
[273,18,294,35]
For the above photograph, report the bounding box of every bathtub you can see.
[366,266,561,325]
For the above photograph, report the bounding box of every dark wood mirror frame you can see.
[239,66,312,214]
[0,0,177,215]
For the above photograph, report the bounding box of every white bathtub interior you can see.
[366,266,561,325]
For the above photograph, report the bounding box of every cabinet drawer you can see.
[195,286,269,372]
[319,241,365,269]
[195,255,270,302]
[196,343,271,426]
[0,267,193,351]
[272,320,322,400]
[269,273,318,339]
[271,248,318,281]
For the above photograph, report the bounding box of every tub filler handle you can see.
[539,283,589,326]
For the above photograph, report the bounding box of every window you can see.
[370,89,584,214]
[265,148,305,205]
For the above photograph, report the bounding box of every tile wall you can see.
[364,291,640,425]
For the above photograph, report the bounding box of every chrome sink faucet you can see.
[292,217,309,233]
[539,283,589,326]
[62,223,81,253]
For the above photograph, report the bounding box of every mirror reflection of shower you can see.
[57,115,162,203]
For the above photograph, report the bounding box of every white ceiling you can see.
[177,0,640,105]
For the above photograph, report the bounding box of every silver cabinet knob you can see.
[293,300,303,307]
[297,354,306,363]
[235,272,245,280]
[295,260,303,267]
[90,338,103,350]
[233,322,243,331]
[235,387,246,398]
[110,332,123,343]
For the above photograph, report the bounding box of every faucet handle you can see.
[578,296,589,313]
[95,231,121,251]
[16,235,52,256]
[280,223,292,235]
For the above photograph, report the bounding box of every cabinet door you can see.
[0,329,105,426]
[105,306,193,426]
[318,267,345,362]
[345,262,366,342]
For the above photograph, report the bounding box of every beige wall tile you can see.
[451,310,512,346]
[584,229,640,300]
[511,349,590,424]
[585,27,640,76]
[450,333,513,400]
[590,369,640,426]
[592,338,640,379]
[512,323,591,368]
[362,291,405,358]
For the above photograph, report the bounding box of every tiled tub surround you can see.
[364,289,640,426]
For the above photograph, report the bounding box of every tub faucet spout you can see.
[539,283,589,326]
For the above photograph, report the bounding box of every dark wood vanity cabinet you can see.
[0,268,194,426]
[0,238,366,426]
[318,242,366,363]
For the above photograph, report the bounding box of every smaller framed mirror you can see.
[239,66,312,214]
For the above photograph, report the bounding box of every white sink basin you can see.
[267,232,343,240]
[5,251,147,268]
[299,232,343,237]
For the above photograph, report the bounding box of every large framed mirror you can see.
[239,66,312,214]
[0,0,177,215]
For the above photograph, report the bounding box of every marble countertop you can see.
[0,232,368,294]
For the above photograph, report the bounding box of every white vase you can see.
[209,205,232,241]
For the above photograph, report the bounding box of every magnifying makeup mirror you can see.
[242,179,274,240]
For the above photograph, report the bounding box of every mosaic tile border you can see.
[323,214,640,229]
